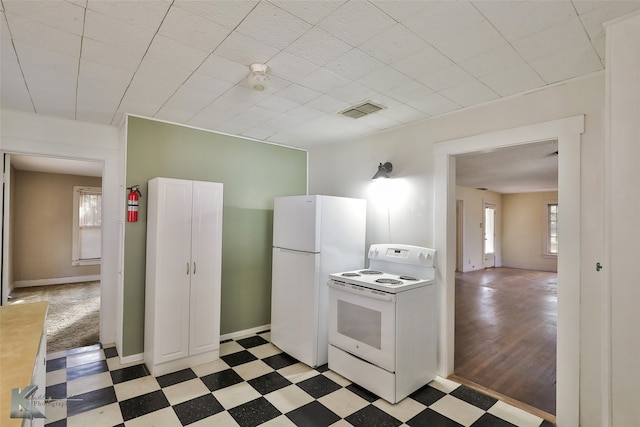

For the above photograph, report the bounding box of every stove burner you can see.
[341,272,361,277]
[359,270,383,275]
[399,275,419,281]
[375,278,403,285]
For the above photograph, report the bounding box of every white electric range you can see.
[329,244,436,293]
[327,244,438,404]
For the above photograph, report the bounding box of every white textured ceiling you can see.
[10,154,103,177]
[2,0,640,151]
[456,139,559,193]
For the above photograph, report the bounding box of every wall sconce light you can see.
[372,162,393,180]
[248,63,270,91]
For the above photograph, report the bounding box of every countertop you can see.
[0,301,48,427]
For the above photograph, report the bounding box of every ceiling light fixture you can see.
[247,63,270,91]
[372,162,393,180]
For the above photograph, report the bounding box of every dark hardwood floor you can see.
[454,267,557,416]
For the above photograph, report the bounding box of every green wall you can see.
[123,117,307,356]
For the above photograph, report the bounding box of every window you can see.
[72,186,102,266]
[545,202,558,257]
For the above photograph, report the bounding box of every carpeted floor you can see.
[9,281,100,353]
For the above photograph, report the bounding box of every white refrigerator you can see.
[271,195,366,367]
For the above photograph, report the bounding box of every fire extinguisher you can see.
[127,185,142,222]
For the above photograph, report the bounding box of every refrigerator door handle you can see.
[274,247,315,255]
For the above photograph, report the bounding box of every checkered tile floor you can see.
[43,331,554,426]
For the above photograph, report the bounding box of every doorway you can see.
[452,145,557,415]
[456,200,464,272]
[2,153,103,352]
[483,202,496,268]
[434,116,584,426]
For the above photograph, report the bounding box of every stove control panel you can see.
[385,248,409,258]
[368,244,436,268]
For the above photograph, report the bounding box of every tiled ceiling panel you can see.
[4,0,84,35]
[235,1,312,50]
[158,6,231,52]
[2,0,640,150]
[86,0,170,33]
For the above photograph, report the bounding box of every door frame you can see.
[482,201,496,269]
[455,199,464,272]
[1,154,11,304]
[434,115,584,425]
[0,109,122,354]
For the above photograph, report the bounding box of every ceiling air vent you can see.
[339,101,385,119]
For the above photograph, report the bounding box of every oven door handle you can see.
[327,280,396,302]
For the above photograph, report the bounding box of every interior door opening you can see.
[451,142,559,419]
[456,200,464,272]
[483,203,496,268]
[1,153,104,353]
[436,116,583,426]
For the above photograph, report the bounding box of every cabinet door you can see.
[189,181,223,355]
[155,179,193,363]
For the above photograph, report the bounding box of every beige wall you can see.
[502,192,558,272]
[12,170,102,284]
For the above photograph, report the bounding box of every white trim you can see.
[72,185,102,266]
[115,117,128,366]
[543,200,559,259]
[125,114,308,153]
[482,200,497,268]
[455,199,464,273]
[602,8,640,28]
[13,275,101,288]
[2,154,11,305]
[434,115,583,426]
[120,325,271,368]
[119,352,144,365]
[1,108,121,351]
[220,324,271,341]
[147,350,221,377]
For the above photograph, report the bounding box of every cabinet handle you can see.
[193,262,197,274]
[186,262,190,275]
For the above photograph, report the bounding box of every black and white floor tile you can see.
[43,331,555,427]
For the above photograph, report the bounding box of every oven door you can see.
[327,280,396,372]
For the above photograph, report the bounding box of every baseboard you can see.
[221,324,270,341]
[120,352,144,365]
[147,350,220,376]
[118,326,270,369]
[13,275,101,288]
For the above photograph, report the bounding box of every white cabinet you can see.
[144,177,223,376]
